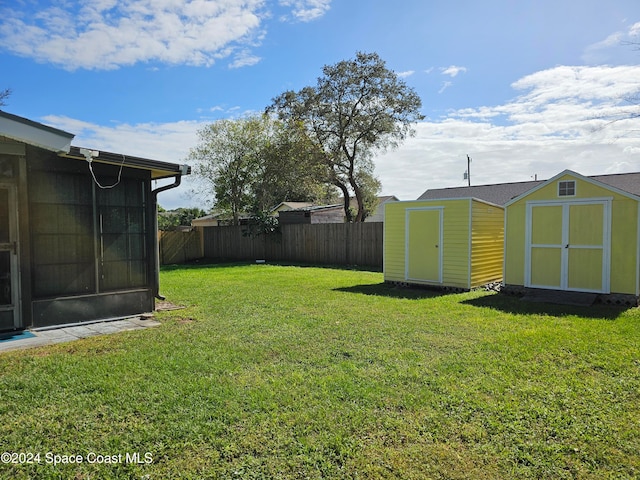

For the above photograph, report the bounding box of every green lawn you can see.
[1,263,639,479]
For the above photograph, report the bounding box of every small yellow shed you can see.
[504,169,640,299]
[384,198,504,290]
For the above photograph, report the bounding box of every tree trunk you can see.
[335,182,352,222]
[350,176,365,222]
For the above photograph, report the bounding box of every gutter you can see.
[151,165,189,300]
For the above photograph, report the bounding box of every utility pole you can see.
[463,155,472,186]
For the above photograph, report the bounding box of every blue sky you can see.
[2,0,640,209]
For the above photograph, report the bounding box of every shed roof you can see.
[418,171,640,205]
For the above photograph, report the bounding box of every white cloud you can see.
[42,115,201,163]
[41,114,205,207]
[436,65,467,95]
[229,49,262,69]
[397,70,415,78]
[0,0,331,70]
[39,64,640,207]
[438,81,453,94]
[376,64,640,199]
[278,0,331,22]
[441,65,467,77]
[582,21,640,64]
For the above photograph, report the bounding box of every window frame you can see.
[558,180,576,197]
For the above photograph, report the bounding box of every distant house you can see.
[365,195,399,222]
[418,180,543,205]
[341,195,399,222]
[278,204,345,224]
[271,201,314,215]
[0,110,190,332]
[191,213,225,227]
[274,196,399,224]
[191,212,251,227]
[190,203,325,227]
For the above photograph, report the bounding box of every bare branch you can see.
[0,88,12,107]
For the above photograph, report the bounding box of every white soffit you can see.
[0,111,74,153]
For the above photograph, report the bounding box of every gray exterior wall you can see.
[2,143,156,331]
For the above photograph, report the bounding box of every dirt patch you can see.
[155,300,185,311]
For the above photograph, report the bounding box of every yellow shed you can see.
[504,169,640,300]
[384,198,504,290]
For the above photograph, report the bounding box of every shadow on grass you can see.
[463,294,629,320]
[265,261,382,272]
[161,259,382,273]
[336,282,630,319]
[160,259,246,271]
[334,283,450,300]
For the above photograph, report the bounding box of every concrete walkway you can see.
[0,316,161,354]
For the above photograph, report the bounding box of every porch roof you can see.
[0,110,190,180]
[0,110,74,153]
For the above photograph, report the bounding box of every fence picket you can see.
[159,223,383,268]
[200,223,383,268]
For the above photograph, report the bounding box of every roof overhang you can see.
[0,110,74,153]
[63,146,191,180]
[386,197,503,209]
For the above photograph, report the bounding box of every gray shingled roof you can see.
[418,180,543,205]
[418,171,640,205]
[592,172,640,197]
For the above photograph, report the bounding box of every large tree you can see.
[250,118,336,213]
[268,52,424,222]
[187,115,332,224]
[187,116,264,225]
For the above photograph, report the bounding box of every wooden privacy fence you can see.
[158,230,203,265]
[202,222,383,268]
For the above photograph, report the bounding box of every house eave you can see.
[0,110,74,153]
[64,146,191,180]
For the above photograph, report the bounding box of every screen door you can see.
[0,185,20,330]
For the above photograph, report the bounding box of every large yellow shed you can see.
[504,170,640,299]
[384,198,504,290]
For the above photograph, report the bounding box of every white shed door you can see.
[526,200,610,293]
